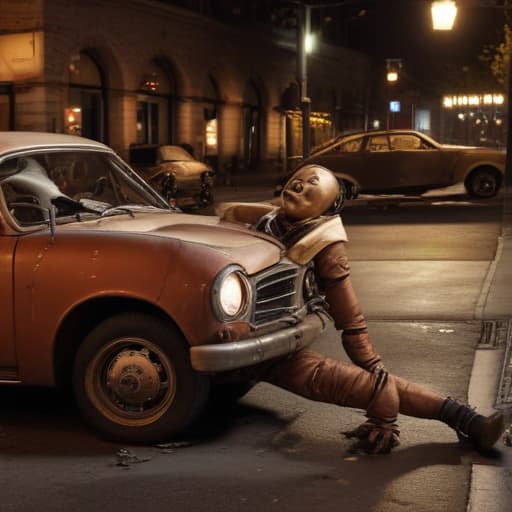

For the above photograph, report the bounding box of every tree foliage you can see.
[480,4,511,90]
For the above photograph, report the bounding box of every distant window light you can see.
[389,101,401,113]
[372,120,380,129]
[415,109,431,131]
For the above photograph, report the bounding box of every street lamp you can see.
[296,2,311,159]
[431,1,458,30]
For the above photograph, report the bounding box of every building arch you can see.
[134,57,179,145]
[66,49,106,142]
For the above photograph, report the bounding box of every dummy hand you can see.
[343,417,400,455]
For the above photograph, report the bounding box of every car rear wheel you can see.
[72,312,210,444]
[342,179,359,200]
[466,167,500,198]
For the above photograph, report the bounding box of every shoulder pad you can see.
[286,216,348,264]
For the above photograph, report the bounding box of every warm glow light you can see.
[431,1,457,30]
[387,71,398,82]
[305,33,314,54]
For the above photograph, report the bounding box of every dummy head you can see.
[281,165,341,222]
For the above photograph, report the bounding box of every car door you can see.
[389,133,447,190]
[311,135,392,192]
[0,223,18,380]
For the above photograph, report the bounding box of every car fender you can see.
[453,153,505,181]
[12,230,228,385]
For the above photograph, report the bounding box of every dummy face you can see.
[281,165,339,221]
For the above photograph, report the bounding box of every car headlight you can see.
[212,265,251,321]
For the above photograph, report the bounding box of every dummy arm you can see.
[314,242,383,371]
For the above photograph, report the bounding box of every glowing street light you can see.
[431,1,458,30]
[387,71,398,82]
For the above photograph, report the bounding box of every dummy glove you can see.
[343,417,400,455]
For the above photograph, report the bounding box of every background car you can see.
[129,144,215,209]
[292,129,505,199]
[0,131,326,444]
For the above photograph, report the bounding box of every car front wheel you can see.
[73,312,210,444]
[466,167,500,198]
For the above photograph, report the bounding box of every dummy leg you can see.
[261,349,400,454]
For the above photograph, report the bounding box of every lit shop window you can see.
[205,118,218,155]
[64,107,82,135]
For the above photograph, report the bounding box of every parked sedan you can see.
[0,132,326,444]
[129,144,215,209]
[296,130,505,199]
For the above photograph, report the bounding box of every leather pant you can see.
[230,349,444,422]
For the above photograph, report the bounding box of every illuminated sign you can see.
[443,94,505,108]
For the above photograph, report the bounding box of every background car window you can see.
[340,138,363,153]
[390,135,423,150]
[367,135,390,152]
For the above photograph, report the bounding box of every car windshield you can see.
[0,149,170,226]
[158,145,195,162]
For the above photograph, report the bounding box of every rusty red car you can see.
[0,132,326,444]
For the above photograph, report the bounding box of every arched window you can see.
[242,80,261,169]
[67,51,105,142]
[136,59,175,145]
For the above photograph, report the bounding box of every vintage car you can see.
[0,132,327,444]
[291,129,505,199]
[129,144,215,209]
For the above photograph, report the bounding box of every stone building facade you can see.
[0,0,373,180]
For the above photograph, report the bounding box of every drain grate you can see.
[496,319,512,408]
[477,320,509,349]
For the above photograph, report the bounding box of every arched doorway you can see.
[202,73,220,171]
[242,80,261,169]
[136,59,176,145]
[67,51,105,142]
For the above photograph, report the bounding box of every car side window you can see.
[339,138,363,153]
[390,134,422,150]
[367,135,390,152]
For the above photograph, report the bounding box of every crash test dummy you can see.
[219,164,505,455]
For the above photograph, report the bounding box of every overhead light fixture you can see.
[431,1,457,30]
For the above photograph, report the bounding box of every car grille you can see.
[251,262,304,325]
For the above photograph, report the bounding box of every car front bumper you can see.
[190,311,329,373]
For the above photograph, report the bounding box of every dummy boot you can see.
[438,397,505,452]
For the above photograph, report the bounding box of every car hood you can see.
[57,211,284,274]
[153,161,210,178]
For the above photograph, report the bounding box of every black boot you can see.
[438,398,505,452]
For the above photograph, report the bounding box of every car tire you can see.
[466,167,500,198]
[342,180,359,200]
[72,312,210,444]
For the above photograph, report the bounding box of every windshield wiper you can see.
[100,205,135,218]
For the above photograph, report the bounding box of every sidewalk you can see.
[469,190,512,511]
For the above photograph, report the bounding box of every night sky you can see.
[328,0,507,86]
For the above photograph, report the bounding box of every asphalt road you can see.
[0,193,507,512]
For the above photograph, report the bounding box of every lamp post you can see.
[296,2,312,159]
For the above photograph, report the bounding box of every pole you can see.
[297,3,311,159]
[503,56,512,226]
